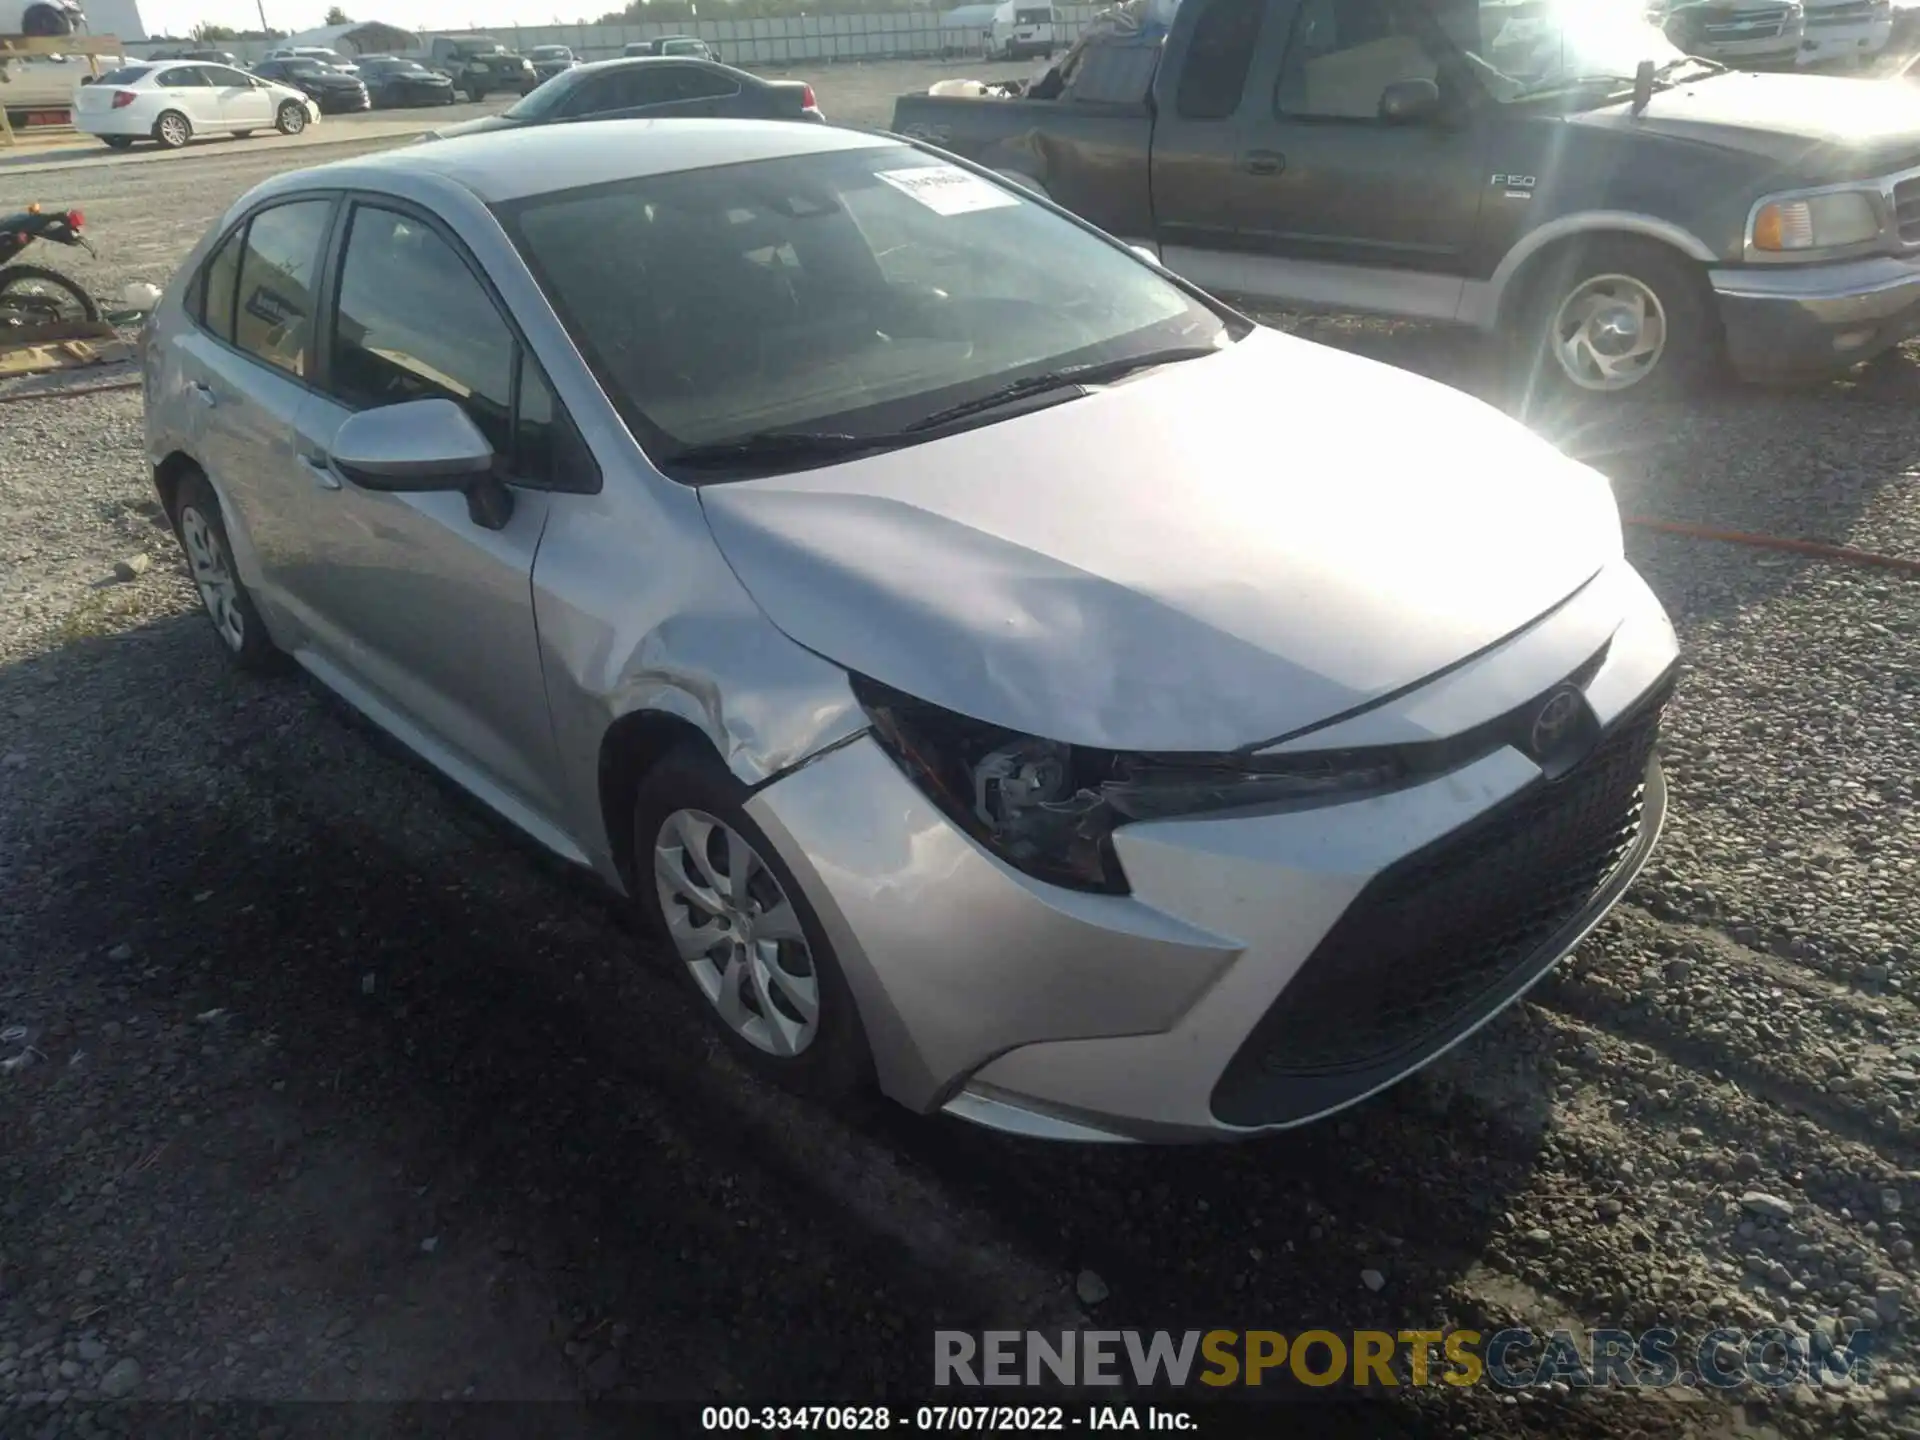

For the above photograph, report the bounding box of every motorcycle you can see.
[0,205,100,331]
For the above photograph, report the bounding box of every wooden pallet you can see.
[0,319,132,377]
[0,34,122,145]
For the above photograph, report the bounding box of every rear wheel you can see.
[633,744,873,1101]
[0,264,99,329]
[154,109,192,149]
[275,101,307,135]
[21,4,76,36]
[168,471,284,672]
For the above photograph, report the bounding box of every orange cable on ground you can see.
[1623,517,1920,577]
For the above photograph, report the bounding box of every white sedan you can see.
[73,60,319,150]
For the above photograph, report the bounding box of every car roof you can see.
[281,118,897,204]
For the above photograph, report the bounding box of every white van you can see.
[987,1,1056,60]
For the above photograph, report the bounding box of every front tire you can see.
[154,109,192,149]
[168,471,283,672]
[275,101,307,135]
[633,744,873,1102]
[1508,236,1721,406]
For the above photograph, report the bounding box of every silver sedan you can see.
[142,118,1679,1142]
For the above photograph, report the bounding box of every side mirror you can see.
[329,399,514,529]
[1378,76,1441,125]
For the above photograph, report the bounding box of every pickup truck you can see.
[409,34,537,100]
[892,0,1920,400]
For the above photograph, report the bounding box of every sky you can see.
[133,0,621,41]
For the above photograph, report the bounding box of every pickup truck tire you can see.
[466,80,487,101]
[1510,237,1720,403]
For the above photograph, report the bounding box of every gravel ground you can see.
[2,58,1918,1439]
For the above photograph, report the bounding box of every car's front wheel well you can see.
[153,451,203,526]
[1496,228,1707,334]
[598,710,722,893]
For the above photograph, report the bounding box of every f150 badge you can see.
[1492,173,1537,198]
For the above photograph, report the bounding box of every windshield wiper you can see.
[1510,72,1637,101]
[663,430,910,471]
[901,344,1224,434]
[1655,55,1726,81]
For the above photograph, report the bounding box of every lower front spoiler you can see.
[943,760,1669,1145]
[1712,255,1920,381]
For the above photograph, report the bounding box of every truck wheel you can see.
[466,80,486,101]
[1509,236,1721,404]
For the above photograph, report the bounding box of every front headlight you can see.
[1750,189,1882,255]
[853,675,1405,894]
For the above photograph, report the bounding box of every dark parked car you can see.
[529,43,578,82]
[624,36,715,59]
[893,0,1920,401]
[356,54,458,107]
[425,56,822,140]
[250,56,370,113]
[409,35,537,99]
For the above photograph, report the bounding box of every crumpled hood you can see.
[698,328,1623,754]
[1575,73,1920,170]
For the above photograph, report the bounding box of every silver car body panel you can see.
[743,565,1677,1129]
[143,120,1680,1138]
[700,328,1624,754]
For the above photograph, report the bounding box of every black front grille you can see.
[1703,7,1792,38]
[1210,684,1669,1127]
[1894,177,1920,245]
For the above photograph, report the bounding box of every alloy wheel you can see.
[178,505,245,652]
[653,808,820,1059]
[158,112,189,147]
[1549,273,1668,393]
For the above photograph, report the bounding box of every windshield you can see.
[532,46,570,59]
[1432,0,1692,101]
[503,70,579,117]
[98,65,151,83]
[660,39,706,54]
[456,39,506,54]
[497,144,1241,477]
[1015,8,1053,23]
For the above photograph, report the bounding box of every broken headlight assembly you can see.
[852,675,1408,894]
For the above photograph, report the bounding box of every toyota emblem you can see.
[1529,687,1584,757]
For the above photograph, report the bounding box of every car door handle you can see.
[299,453,343,490]
[188,380,216,408]
[1243,150,1286,176]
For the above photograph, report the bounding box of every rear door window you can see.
[231,199,334,378]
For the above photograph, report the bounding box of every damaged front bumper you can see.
[742,561,1680,1142]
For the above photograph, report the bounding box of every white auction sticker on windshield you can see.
[875,165,1021,216]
